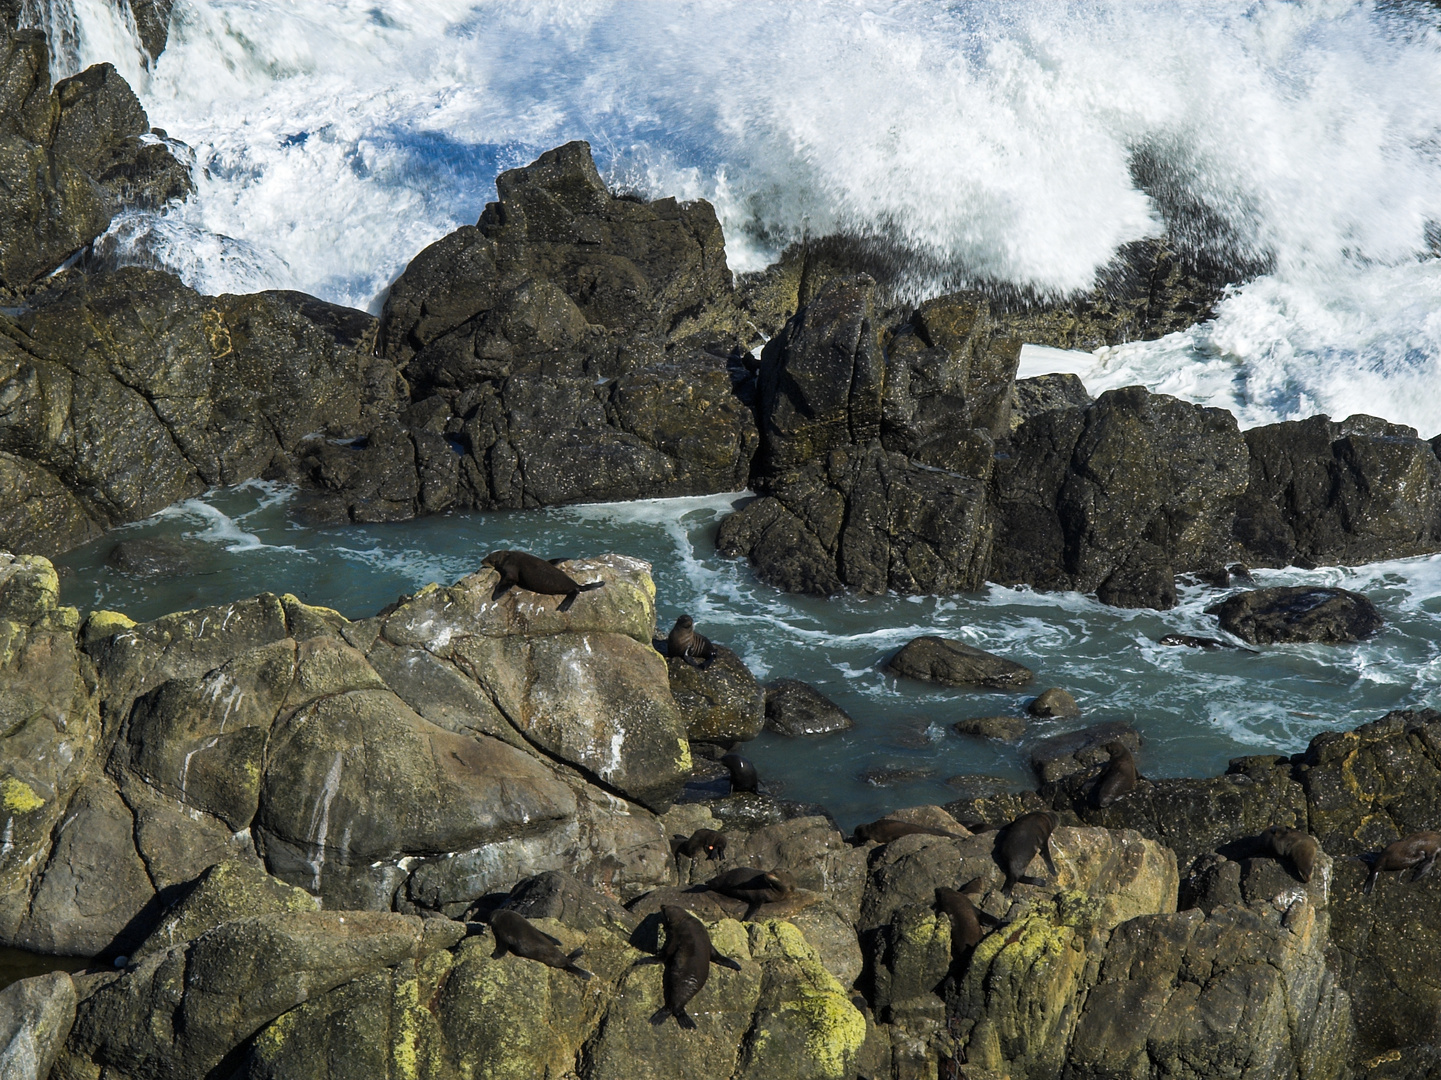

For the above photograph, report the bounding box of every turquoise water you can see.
[55,483,1441,830]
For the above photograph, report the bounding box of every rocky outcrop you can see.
[0,267,396,556]
[666,644,766,743]
[885,636,1033,690]
[763,679,855,737]
[1206,585,1385,645]
[0,970,77,1080]
[0,29,190,288]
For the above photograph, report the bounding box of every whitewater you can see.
[25,0,1441,823]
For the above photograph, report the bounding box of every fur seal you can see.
[1093,742,1138,808]
[1259,825,1319,883]
[995,811,1058,894]
[673,828,728,862]
[720,753,758,794]
[1158,634,1258,654]
[644,904,742,1029]
[481,551,604,612]
[667,615,719,668]
[1364,831,1441,894]
[703,867,797,919]
[488,908,592,980]
[935,877,999,966]
[851,817,966,846]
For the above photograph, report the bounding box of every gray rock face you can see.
[0,35,190,288]
[952,715,1026,741]
[1206,585,1385,644]
[0,971,76,1080]
[885,636,1033,690]
[763,679,855,737]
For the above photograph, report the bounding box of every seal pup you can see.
[481,550,604,612]
[642,904,742,1029]
[934,878,998,965]
[851,817,966,846]
[488,908,592,980]
[995,811,1058,894]
[1259,825,1319,883]
[673,828,728,863]
[720,753,758,794]
[1364,831,1441,894]
[667,614,719,668]
[703,867,797,920]
[1093,742,1138,808]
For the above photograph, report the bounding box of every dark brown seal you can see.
[934,877,996,963]
[481,550,604,612]
[673,828,728,862]
[489,908,592,980]
[643,904,741,1029]
[703,867,797,920]
[1094,742,1138,808]
[995,811,1058,894]
[1364,831,1441,894]
[851,817,965,846]
[720,753,758,794]
[667,614,719,668]
[1259,825,1319,883]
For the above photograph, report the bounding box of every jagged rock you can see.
[666,644,765,743]
[59,911,435,1080]
[1206,585,1385,645]
[1028,687,1079,718]
[1009,372,1092,429]
[1029,722,1140,784]
[0,37,190,287]
[763,679,855,737]
[0,268,393,557]
[1234,414,1441,569]
[953,715,1026,741]
[127,0,174,62]
[885,636,1033,689]
[500,870,641,936]
[0,971,77,1080]
[103,537,195,578]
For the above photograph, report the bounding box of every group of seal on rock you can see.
[482,550,605,612]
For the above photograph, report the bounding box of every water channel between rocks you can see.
[54,482,1441,831]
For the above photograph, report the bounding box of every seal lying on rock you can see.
[1093,742,1139,808]
[673,828,728,862]
[667,614,719,668]
[851,817,966,846]
[1364,831,1441,894]
[996,812,1058,894]
[482,550,604,612]
[720,753,758,794]
[641,904,742,1030]
[1259,825,1319,883]
[702,867,797,919]
[488,909,593,980]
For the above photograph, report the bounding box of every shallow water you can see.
[55,484,1441,831]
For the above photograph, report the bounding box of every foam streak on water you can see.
[24,0,1441,433]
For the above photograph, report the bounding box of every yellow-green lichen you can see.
[82,610,136,640]
[391,977,422,1080]
[253,1004,300,1053]
[2,778,44,813]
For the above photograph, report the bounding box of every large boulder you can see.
[0,971,77,1080]
[1206,585,1385,645]
[666,644,765,743]
[0,34,189,288]
[885,636,1033,690]
[0,268,394,557]
[763,679,855,737]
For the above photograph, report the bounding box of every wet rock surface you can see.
[1206,585,1386,644]
[885,635,1034,689]
[763,678,856,737]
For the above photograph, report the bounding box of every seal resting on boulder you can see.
[488,908,592,980]
[1364,831,1441,894]
[667,614,719,668]
[641,904,742,1030]
[482,550,604,612]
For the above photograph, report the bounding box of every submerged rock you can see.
[885,636,1033,690]
[1206,585,1385,645]
[952,715,1027,742]
[763,679,856,737]
[1027,687,1080,718]
[1028,722,1141,785]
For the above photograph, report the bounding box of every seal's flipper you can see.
[579,581,604,592]
[649,1006,673,1026]
[565,962,594,981]
[491,941,508,959]
[1416,854,1438,881]
[1041,838,1058,877]
[742,902,760,921]
[633,954,664,966]
[674,1009,698,1031]
[491,580,514,601]
[557,592,577,613]
[682,652,704,668]
[540,931,563,947]
[711,950,742,971]
[1364,867,1380,894]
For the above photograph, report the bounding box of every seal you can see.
[488,908,592,980]
[673,828,728,862]
[1364,831,1441,894]
[995,811,1058,894]
[1259,825,1319,883]
[643,904,742,1029]
[851,817,966,846]
[1158,634,1258,653]
[720,753,758,794]
[481,550,604,612]
[667,615,719,668]
[1093,742,1138,808]
[703,867,797,920]
[935,877,997,963]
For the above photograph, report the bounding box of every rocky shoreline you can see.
[5,16,1441,1080]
